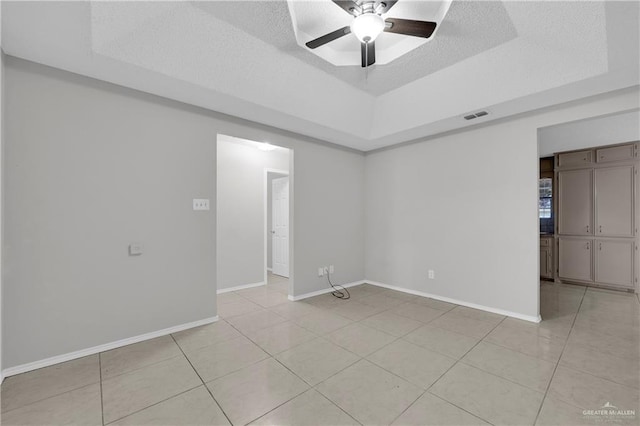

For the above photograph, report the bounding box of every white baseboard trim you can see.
[288,280,367,301]
[217,281,265,294]
[2,316,219,378]
[365,280,542,323]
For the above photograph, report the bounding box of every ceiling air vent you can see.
[463,111,489,120]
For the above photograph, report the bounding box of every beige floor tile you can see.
[172,321,242,355]
[392,393,489,426]
[0,383,102,426]
[290,310,352,335]
[186,335,269,382]
[217,292,246,305]
[110,386,230,426]
[316,360,423,425]
[361,311,423,337]
[102,355,201,423]
[572,315,640,341]
[428,312,498,339]
[548,366,640,412]
[235,285,271,299]
[244,292,290,308]
[251,389,359,426]
[304,293,346,309]
[358,293,406,309]
[331,301,386,321]
[411,297,457,311]
[484,323,565,362]
[367,339,456,389]
[560,341,639,389]
[380,289,418,302]
[266,281,289,294]
[326,322,396,357]
[225,309,288,334]
[218,299,263,318]
[276,338,360,386]
[568,326,639,360]
[246,322,317,355]
[535,397,605,426]
[101,335,183,380]
[501,316,573,340]
[430,363,544,426]
[1,355,99,413]
[207,358,309,426]
[462,341,556,393]
[269,302,324,320]
[347,284,385,297]
[390,302,447,324]
[404,325,480,359]
[449,306,505,325]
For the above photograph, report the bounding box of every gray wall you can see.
[3,57,365,369]
[365,88,640,320]
[267,172,288,270]
[217,137,289,290]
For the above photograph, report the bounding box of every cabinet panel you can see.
[596,240,634,288]
[540,245,553,279]
[596,144,636,163]
[559,238,592,282]
[558,169,593,235]
[595,166,634,237]
[558,150,592,168]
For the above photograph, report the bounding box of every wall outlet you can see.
[329,265,334,274]
[428,270,435,279]
[318,267,324,277]
[193,198,210,211]
[324,266,329,275]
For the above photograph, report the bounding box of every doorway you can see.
[216,134,292,296]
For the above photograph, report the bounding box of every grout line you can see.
[168,334,234,426]
[532,285,587,425]
[99,353,105,426]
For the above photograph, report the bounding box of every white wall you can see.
[3,56,365,370]
[217,137,289,290]
[539,109,640,157]
[365,88,640,321]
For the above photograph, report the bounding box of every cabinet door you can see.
[558,169,593,235]
[558,150,593,168]
[596,240,634,288]
[558,238,592,282]
[595,166,634,237]
[596,144,636,163]
[540,246,551,278]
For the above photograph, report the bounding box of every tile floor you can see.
[1,275,639,425]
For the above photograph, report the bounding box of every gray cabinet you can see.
[596,144,636,163]
[595,166,634,237]
[595,240,634,288]
[558,237,592,282]
[558,150,593,168]
[558,169,593,235]
[540,237,554,279]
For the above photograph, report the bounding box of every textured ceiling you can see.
[2,1,639,151]
[195,1,518,95]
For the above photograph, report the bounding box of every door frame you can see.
[264,168,290,286]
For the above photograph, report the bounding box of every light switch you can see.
[193,199,210,211]
[129,243,143,256]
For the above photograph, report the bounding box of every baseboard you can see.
[2,316,219,378]
[267,268,273,272]
[217,281,265,294]
[288,280,367,301]
[365,280,542,323]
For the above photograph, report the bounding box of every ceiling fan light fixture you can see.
[350,13,385,43]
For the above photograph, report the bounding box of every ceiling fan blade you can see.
[378,0,399,14]
[384,18,437,38]
[305,26,351,49]
[361,41,376,67]
[331,0,361,16]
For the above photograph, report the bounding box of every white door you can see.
[272,177,289,277]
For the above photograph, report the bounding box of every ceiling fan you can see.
[305,0,437,68]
